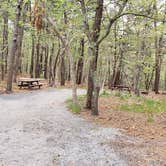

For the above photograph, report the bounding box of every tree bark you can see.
[6,0,23,92]
[44,44,49,79]
[1,12,8,80]
[76,38,84,85]
[85,0,103,111]
[60,53,65,86]
[35,37,40,78]
[68,46,77,104]
[92,86,100,115]
[14,2,28,82]
[30,34,35,78]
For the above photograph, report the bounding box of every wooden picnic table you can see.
[111,85,131,93]
[17,78,44,89]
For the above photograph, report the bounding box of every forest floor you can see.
[0,88,131,166]
[74,91,166,165]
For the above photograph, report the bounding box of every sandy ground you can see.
[0,89,129,166]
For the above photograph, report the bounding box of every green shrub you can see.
[77,95,86,102]
[100,90,110,97]
[147,117,154,123]
[66,98,82,114]
[114,91,132,100]
[68,102,81,114]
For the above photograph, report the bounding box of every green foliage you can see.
[100,90,110,97]
[66,95,86,114]
[77,95,86,102]
[147,117,154,123]
[113,91,132,100]
[67,102,81,114]
[119,98,166,113]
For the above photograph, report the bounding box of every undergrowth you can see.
[100,90,110,97]
[66,95,86,113]
[67,90,166,114]
[116,92,166,113]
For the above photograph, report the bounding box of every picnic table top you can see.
[18,78,44,82]
[111,85,130,88]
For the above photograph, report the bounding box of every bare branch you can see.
[98,0,128,44]
[78,0,91,40]
[47,17,66,46]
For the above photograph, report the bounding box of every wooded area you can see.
[0,0,166,165]
[0,0,166,115]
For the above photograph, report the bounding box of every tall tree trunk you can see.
[92,86,100,115]
[14,27,24,82]
[76,38,84,85]
[44,44,49,79]
[60,53,65,86]
[14,2,28,82]
[39,46,44,77]
[114,41,125,86]
[1,12,8,80]
[153,1,163,94]
[67,62,71,81]
[68,45,77,104]
[86,0,103,113]
[108,21,117,88]
[51,42,60,87]
[35,37,40,78]
[48,44,53,85]
[30,34,35,78]
[154,36,163,94]
[6,0,23,92]
[86,43,99,112]
[107,56,111,89]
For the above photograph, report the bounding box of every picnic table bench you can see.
[111,85,131,93]
[17,78,44,89]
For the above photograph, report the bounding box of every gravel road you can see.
[0,89,127,166]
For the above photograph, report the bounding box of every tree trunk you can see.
[85,0,103,113]
[76,38,84,85]
[68,46,77,104]
[153,1,163,94]
[154,36,162,94]
[86,44,99,109]
[48,43,54,85]
[14,2,28,82]
[44,44,49,79]
[39,46,44,77]
[6,0,23,92]
[35,37,40,78]
[67,62,71,81]
[108,22,117,88]
[52,43,60,86]
[60,53,65,86]
[1,13,8,80]
[92,86,100,115]
[14,26,24,82]
[30,34,35,78]
[134,64,141,96]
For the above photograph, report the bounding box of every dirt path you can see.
[0,89,128,166]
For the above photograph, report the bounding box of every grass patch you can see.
[100,90,110,97]
[119,97,166,113]
[147,117,154,123]
[68,102,81,114]
[66,95,86,114]
[113,91,132,100]
[77,95,86,102]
